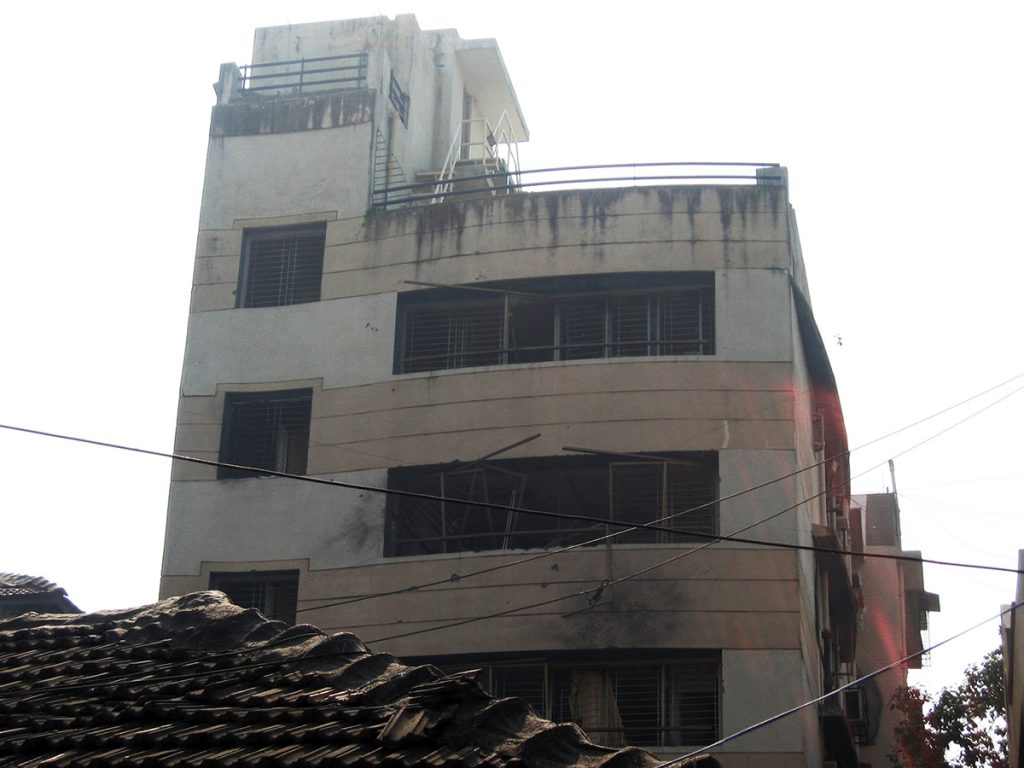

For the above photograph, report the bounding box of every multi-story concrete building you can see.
[159,14,933,767]
[848,493,941,765]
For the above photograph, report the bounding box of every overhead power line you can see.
[4,418,1021,589]
[298,373,1024,613]
[332,384,1024,640]
[1,369,1022,628]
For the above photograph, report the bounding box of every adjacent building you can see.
[159,14,935,767]
[849,493,941,766]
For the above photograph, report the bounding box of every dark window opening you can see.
[238,224,326,308]
[386,453,717,556]
[428,652,720,748]
[218,389,313,479]
[397,273,715,373]
[388,71,410,126]
[210,570,299,624]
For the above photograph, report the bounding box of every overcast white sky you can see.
[1,1,1022,698]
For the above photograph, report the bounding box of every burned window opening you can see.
[396,273,715,373]
[386,453,718,556]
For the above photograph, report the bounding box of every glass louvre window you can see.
[560,298,607,360]
[402,300,504,372]
[491,664,547,716]
[470,658,720,748]
[386,453,716,556]
[611,461,718,544]
[396,274,714,373]
[658,292,711,355]
[668,662,721,746]
[238,224,326,308]
[218,389,313,479]
[209,570,299,624]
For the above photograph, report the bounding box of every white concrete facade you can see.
[161,14,871,768]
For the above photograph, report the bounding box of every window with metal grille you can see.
[386,453,717,556]
[442,655,720,748]
[388,71,410,126]
[396,273,714,373]
[209,570,299,624]
[238,224,326,308]
[218,389,313,479]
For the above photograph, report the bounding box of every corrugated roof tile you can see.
[0,593,702,768]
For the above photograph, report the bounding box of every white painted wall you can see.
[718,448,801,546]
[200,126,374,229]
[716,268,793,361]
[180,294,397,396]
[722,650,806,753]
[162,468,387,575]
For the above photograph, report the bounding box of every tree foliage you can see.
[891,647,1007,768]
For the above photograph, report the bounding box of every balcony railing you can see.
[372,161,785,209]
[240,53,368,94]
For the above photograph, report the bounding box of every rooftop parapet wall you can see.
[211,88,375,136]
[368,184,789,268]
[191,184,794,314]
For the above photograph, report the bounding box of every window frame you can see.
[424,651,721,748]
[385,453,718,557]
[209,569,299,624]
[218,388,313,479]
[236,223,326,308]
[395,273,715,374]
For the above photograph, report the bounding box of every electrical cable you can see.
[3,386,1022,707]
[658,603,1019,766]
[2,371,1023,627]
[362,475,823,642]
[344,382,1024,641]
[302,374,1024,614]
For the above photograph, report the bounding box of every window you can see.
[237,224,326,308]
[209,570,299,624]
[397,273,714,373]
[388,71,409,126]
[218,389,313,479]
[386,453,717,556]
[435,654,720,748]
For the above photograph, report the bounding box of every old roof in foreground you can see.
[0,592,719,768]
[0,573,80,617]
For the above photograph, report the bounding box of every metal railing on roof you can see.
[240,53,368,93]
[372,161,784,209]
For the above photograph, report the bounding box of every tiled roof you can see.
[0,573,80,617]
[0,573,70,600]
[0,592,720,768]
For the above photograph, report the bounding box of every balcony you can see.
[240,53,369,95]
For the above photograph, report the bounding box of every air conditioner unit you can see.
[843,687,867,725]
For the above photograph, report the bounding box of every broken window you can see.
[438,654,720,748]
[209,570,299,624]
[396,273,714,373]
[386,453,717,556]
[238,224,326,308]
[218,389,313,479]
